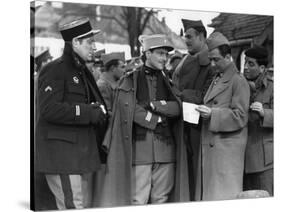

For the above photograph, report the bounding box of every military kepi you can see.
[181,19,204,32]
[245,45,268,59]
[59,17,100,41]
[138,34,174,52]
[206,32,230,51]
[101,52,125,65]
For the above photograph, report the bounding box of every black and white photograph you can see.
[1,0,279,211]
[30,0,275,210]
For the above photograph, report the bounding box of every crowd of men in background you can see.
[33,15,273,210]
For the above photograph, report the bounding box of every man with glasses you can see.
[35,17,108,210]
[172,19,214,200]
[195,32,250,200]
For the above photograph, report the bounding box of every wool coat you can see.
[172,45,214,199]
[95,67,190,206]
[35,44,108,174]
[195,62,250,201]
[244,73,273,173]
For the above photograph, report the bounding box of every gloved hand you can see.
[90,102,107,125]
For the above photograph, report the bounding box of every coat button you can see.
[125,135,129,139]
[125,102,129,106]
[213,100,218,104]
[124,120,128,124]
[209,143,214,147]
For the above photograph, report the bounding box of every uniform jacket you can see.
[245,72,273,173]
[35,44,108,174]
[195,62,250,200]
[95,67,190,206]
[96,73,117,114]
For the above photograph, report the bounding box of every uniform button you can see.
[213,100,218,104]
[125,135,129,139]
[209,143,214,147]
[124,120,128,124]
[125,102,129,106]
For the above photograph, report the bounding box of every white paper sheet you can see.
[182,102,200,124]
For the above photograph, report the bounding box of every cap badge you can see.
[73,76,79,84]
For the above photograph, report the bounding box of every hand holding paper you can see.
[182,102,200,124]
[196,105,212,119]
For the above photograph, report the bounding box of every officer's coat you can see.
[35,45,107,174]
[95,68,190,206]
[195,62,250,200]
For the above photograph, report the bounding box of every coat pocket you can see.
[47,130,77,144]
[263,139,273,166]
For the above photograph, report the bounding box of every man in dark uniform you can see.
[243,46,273,196]
[172,19,214,200]
[35,17,108,210]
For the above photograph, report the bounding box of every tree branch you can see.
[140,9,154,33]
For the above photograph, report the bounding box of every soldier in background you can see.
[34,49,53,75]
[172,19,214,200]
[243,46,273,196]
[97,52,126,115]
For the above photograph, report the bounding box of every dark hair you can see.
[256,57,269,67]
[105,59,120,72]
[217,44,231,57]
[193,26,207,38]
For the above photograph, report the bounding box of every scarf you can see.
[134,65,176,143]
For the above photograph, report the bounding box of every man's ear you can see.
[225,54,233,62]
[260,65,266,73]
[199,33,205,42]
[145,50,151,59]
[72,38,79,48]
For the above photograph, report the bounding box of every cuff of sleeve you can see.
[74,104,91,124]
[209,107,220,132]
[145,112,159,130]
[262,109,273,127]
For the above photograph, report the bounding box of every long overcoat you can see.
[195,62,250,201]
[172,46,214,199]
[95,68,190,207]
[245,73,273,173]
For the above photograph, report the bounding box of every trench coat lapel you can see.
[204,62,237,103]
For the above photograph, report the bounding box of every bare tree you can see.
[119,7,157,57]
